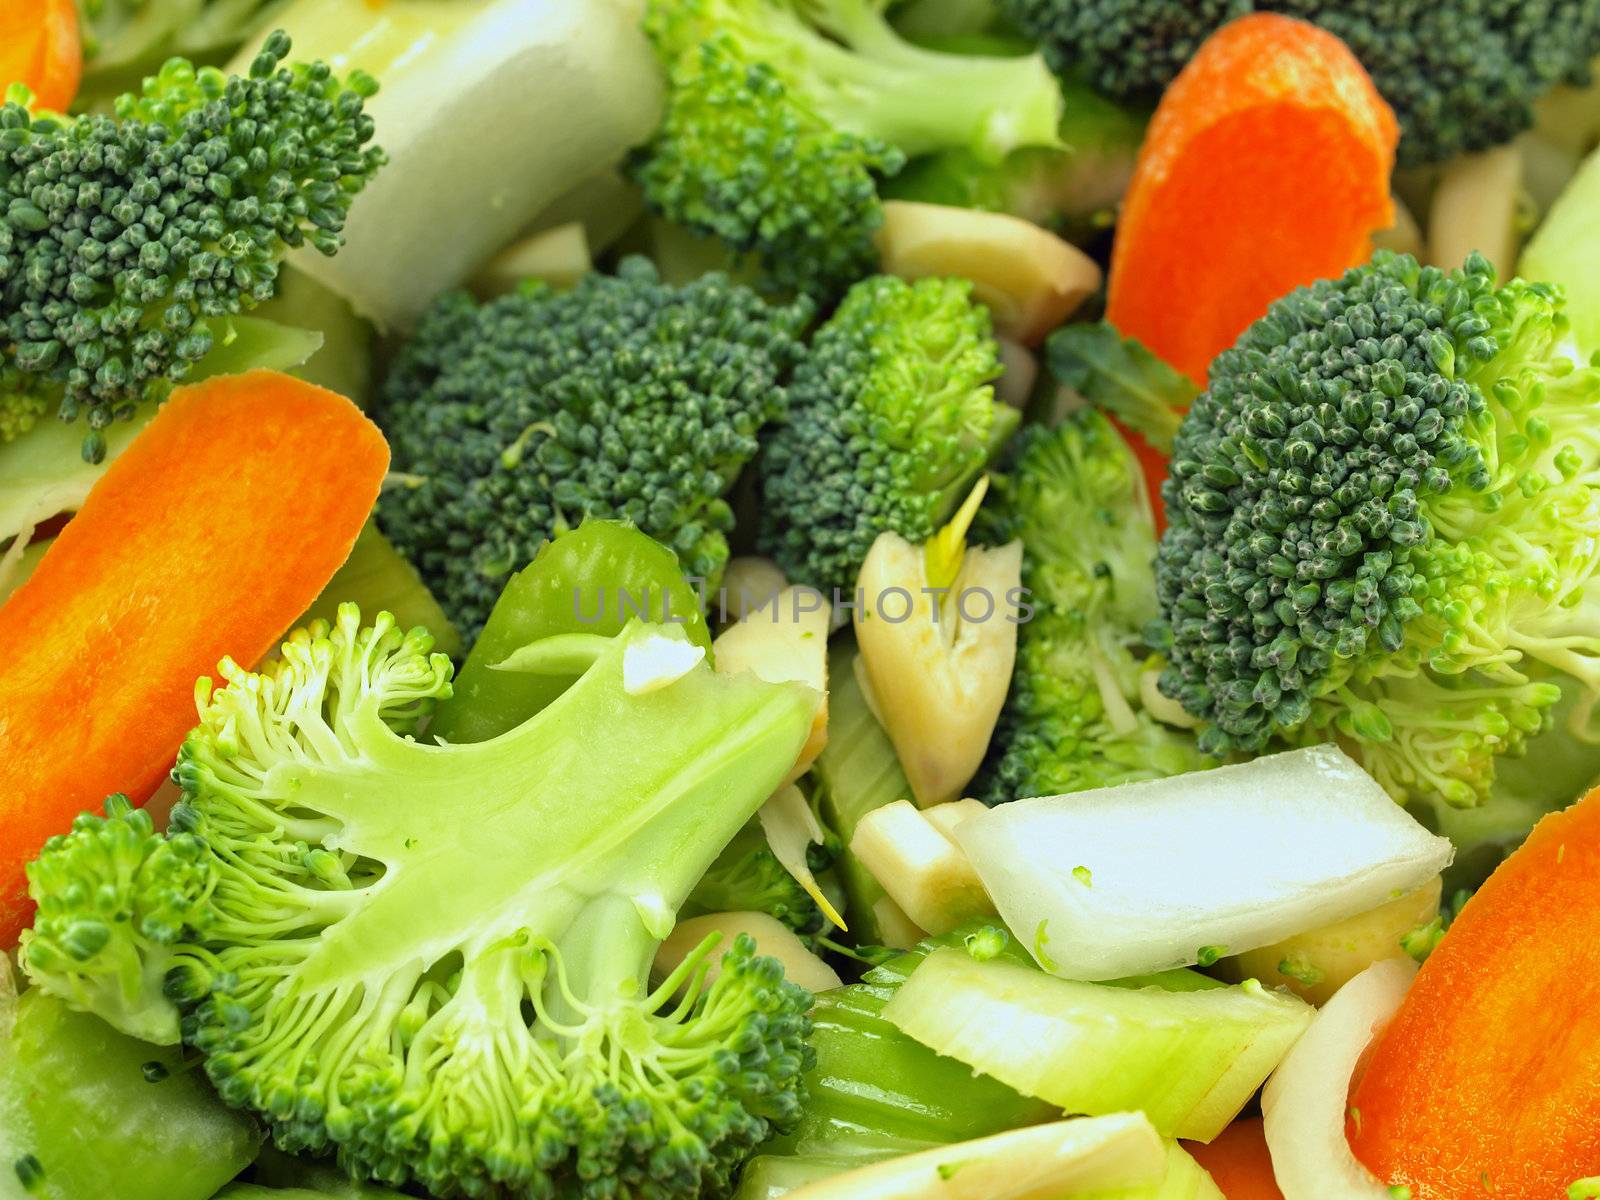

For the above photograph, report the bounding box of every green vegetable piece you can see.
[297,524,461,660]
[1521,146,1600,358]
[0,991,258,1200]
[429,520,711,742]
[1076,1140,1224,1200]
[883,948,1314,1141]
[1045,322,1197,455]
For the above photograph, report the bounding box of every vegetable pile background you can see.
[2,1,1600,1199]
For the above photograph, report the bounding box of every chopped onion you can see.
[1261,957,1417,1199]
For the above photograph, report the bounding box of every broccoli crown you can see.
[374,258,811,643]
[1152,251,1600,807]
[634,0,1062,297]
[0,33,382,461]
[997,0,1600,166]
[18,794,214,1046]
[757,274,1018,593]
[30,607,819,1198]
[682,819,832,942]
[75,0,285,102]
[974,410,1207,804]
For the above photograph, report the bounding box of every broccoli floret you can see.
[757,275,1019,593]
[25,606,820,1198]
[18,795,214,1045]
[632,0,1064,297]
[1152,251,1600,809]
[996,0,1600,166]
[373,258,811,643]
[974,410,1207,804]
[74,0,285,104]
[0,33,383,461]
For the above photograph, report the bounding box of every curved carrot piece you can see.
[1106,13,1398,386]
[1185,1119,1284,1200]
[0,372,388,945]
[1348,789,1600,1197]
[0,0,82,113]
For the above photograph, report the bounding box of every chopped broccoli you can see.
[1151,251,1600,810]
[24,606,820,1198]
[996,0,1600,166]
[757,275,1019,593]
[373,258,811,643]
[632,0,1064,297]
[974,409,1207,804]
[19,795,214,1045]
[0,32,383,461]
[73,0,286,104]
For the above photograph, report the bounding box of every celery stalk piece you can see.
[957,745,1454,980]
[1077,1141,1224,1200]
[0,992,258,1200]
[237,0,664,329]
[883,949,1314,1142]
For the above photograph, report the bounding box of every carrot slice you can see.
[1348,789,1600,1197]
[0,0,82,113]
[1185,1119,1284,1200]
[1105,13,1398,387]
[0,371,388,945]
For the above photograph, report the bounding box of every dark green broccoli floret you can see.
[73,0,285,104]
[0,33,381,462]
[374,258,811,642]
[24,605,820,1199]
[975,409,1207,804]
[1152,251,1600,809]
[633,0,1064,297]
[18,794,214,1046]
[757,274,1019,593]
[997,0,1600,166]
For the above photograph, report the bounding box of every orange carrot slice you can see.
[1105,13,1398,387]
[0,371,388,945]
[1348,789,1600,1198]
[1185,1118,1284,1200]
[0,0,82,113]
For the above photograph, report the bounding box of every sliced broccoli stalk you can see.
[0,990,259,1200]
[0,34,383,463]
[1153,251,1600,809]
[757,274,1018,593]
[975,410,1209,805]
[21,607,820,1196]
[633,0,1063,296]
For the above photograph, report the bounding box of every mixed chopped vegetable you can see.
[3,2,1599,1198]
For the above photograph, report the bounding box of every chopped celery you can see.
[0,992,258,1200]
[250,266,375,407]
[426,521,710,742]
[812,638,918,945]
[297,524,461,659]
[883,949,1314,1141]
[1521,144,1600,355]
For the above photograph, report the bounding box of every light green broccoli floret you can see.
[1153,251,1600,810]
[757,274,1019,592]
[632,0,1063,297]
[975,409,1208,804]
[23,606,821,1199]
[19,795,214,1046]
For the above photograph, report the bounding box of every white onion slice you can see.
[1261,957,1416,1199]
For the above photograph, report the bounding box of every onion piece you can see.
[1261,957,1416,1199]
